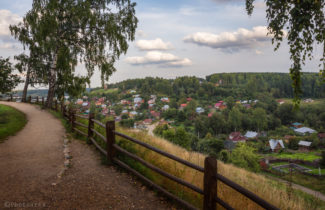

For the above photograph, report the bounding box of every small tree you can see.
[0,57,20,94]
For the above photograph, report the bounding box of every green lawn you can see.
[267,152,321,161]
[0,104,27,142]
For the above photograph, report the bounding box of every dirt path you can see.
[0,102,174,209]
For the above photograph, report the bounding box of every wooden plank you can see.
[74,121,88,128]
[74,127,87,137]
[92,119,105,128]
[113,144,204,195]
[113,158,198,210]
[215,196,235,210]
[75,114,89,119]
[91,128,107,142]
[114,131,204,172]
[106,121,116,163]
[90,137,107,156]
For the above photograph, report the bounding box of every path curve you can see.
[0,102,173,209]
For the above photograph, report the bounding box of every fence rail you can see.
[4,96,279,210]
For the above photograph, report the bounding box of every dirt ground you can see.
[0,102,175,209]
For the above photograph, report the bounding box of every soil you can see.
[0,102,175,209]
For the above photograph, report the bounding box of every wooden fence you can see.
[5,96,279,210]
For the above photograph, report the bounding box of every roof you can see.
[318,133,325,138]
[229,132,246,141]
[215,102,222,107]
[180,104,187,107]
[269,139,285,150]
[292,122,302,126]
[295,127,316,134]
[298,141,312,147]
[244,131,258,138]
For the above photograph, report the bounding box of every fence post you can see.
[42,97,44,106]
[28,96,31,103]
[106,121,116,163]
[203,156,218,210]
[87,113,95,144]
[70,108,76,131]
[10,95,13,101]
[36,96,39,103]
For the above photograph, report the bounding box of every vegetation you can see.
[246,0,325,102]
[267,152,321,162]
[10,0,138,108]
[0,57,20,94]
[0,105,27,141]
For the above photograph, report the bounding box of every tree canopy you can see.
[11,0,138,107]
[246,0,325,103]
[0,57,20,94]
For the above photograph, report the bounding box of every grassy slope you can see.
[68,113,325,210]
[0,104,27,142]
[115,127,325,210]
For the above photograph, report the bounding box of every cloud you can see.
[125,51,192,67]
[136,30,147,38]
[183,26,271,52]
[135,38,173,51]
[0,10,22,41]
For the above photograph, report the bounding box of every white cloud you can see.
[0,10,22,40]
[136,30,147,38]
[135,38,173,51]
[125,51,192,67]
[183,26,271,53]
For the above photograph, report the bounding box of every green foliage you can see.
[230,143,260,172]
[120,119,134,128]
[321,151,325,168]
[0,57,20,94]
[219,149,231,163]
[0,105,27,141]
[288,138,299,150]
[246,0,325,103]
[197,137,224,157]
[10,0,138,106]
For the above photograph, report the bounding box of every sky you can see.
[0,0,322,89]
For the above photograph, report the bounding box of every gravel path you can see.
[0,102,174,209]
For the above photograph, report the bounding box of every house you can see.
[187,97,192,102]
[129,111,138,118]
[269,139,285,152]
[295,127,316,135]
[150,110,160,118]
[143,119,153,125]
[179,104,187,110]
[162,104,170,111]
[208,113,213,117]
[292,122,303,129]
[82,102,89,107]
[196,107,205,114]
[242,104,251,109]
[214,102,223,109]
[133,94,140,98]
[121,110,129,115]
[161,97,170,103]
[277,99,285,105]
[148,99,155,104]
[134,97,143,104]
[228,132,247,143]
[244,131,258,139]
[298,141,312,151]
[76,99,83,105]
[150,95,157,99]
[304,98,314,103]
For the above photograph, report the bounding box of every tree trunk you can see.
[46,54,57,108]
[22,66,31,102]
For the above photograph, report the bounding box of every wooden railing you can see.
[4,96,279,210]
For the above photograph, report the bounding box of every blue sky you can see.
[0,0,322,89]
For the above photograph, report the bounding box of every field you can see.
[88,88,118,96]
[0,104,27,142]
[267,152,321,161]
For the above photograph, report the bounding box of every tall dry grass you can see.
[116,126,324,210]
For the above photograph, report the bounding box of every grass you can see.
[267,152,321,161]
[68,115,325,209]
[0,104,27,142]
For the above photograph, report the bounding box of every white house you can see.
[295,127,316,135]
[244,131,258,139]
[162,105,170,111]
[269,139,285,152]
[196,107,205,114]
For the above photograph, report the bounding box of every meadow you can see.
[0,104,27,142]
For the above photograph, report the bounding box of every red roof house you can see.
[228,132,247,142]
